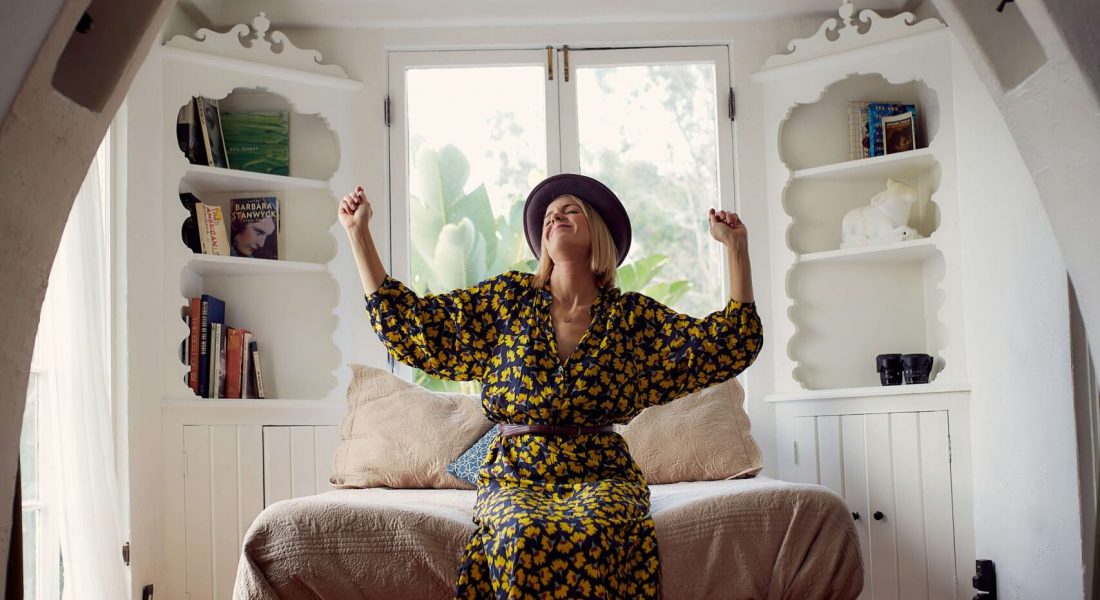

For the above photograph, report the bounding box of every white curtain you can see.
[37,139,127,598]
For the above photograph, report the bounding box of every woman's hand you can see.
[339,186,372,232]
[709,208,748,252]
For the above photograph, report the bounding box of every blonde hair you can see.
[532,195,619,289]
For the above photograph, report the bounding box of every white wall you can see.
[952,38,1084,599]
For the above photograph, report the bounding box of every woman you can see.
[339,173,763,599]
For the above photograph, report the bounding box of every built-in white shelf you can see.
[797,237,938,265]
[764,380,971,403]
[184,254,326,276]
[791,147,937,181]
[182,164,330,194]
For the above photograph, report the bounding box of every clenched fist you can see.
[339,186,372,231]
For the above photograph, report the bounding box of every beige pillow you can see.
[617,377,763,484]
[329,364,492,490]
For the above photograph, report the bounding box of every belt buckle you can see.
[565,425,581,436]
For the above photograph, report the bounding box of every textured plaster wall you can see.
[0,0,175,595]
[952,39,1083,599]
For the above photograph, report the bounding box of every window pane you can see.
[406,66,547,392]
[22,510,36,599]
[20,373,37,501]
[576,63,724,316]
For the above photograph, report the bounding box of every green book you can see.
[219,111,290,176]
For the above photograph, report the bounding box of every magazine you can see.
[230,196,279,260]
[881,111,917,155]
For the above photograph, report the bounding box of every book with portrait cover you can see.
[230,196,279,260]
[867,102,918,157]
[196,97,230,169]
[220,111,290,176]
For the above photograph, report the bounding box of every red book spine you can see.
[226,327,243,399]
[188,297,201,393]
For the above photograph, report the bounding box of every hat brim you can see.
[523,173,632,266]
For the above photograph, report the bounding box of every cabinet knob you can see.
[852,512,860,520]
[873,511,885,521]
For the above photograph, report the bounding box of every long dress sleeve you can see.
[631,292,763,409]
[364,273,505,381]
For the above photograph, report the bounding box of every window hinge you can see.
[563,45,571,83]
[546,46,554,81]
[728,88,736,121]
[793,440,799,465]
[122,542,130,566]
[384,96,391,128]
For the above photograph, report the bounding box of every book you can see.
[847,101,871,160]
[207,322,224,398]
[198,294,225,397]
[867,102,918,157]
[230,196,279,259]
[241,331,255,398]
[251,342,266,399]
[188,298,202,393]
[179,193,202,253]
[220,111,290,176]
[176,98,208,165]
[197,202,230,256]
[216,324,228,398]
[226,327,244,399]
[196,97,230,169]
[882,111,917,155]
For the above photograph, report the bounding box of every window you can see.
[20,129,112,599]
[389,46,734,391]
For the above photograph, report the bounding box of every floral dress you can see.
[365,270,763,599]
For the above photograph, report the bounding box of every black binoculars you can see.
[876,353,933,386]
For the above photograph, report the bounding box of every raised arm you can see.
[340,185,387,296]
[633,208,763,409]
[340,186,502,381]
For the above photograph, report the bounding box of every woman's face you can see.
[542,196,591,261]
[235,217,276,256]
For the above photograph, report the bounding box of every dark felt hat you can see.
[523,173,632,266]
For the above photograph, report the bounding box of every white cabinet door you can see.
[792,411,956,600]
[182,425,265,600]
[262,425,341,506]
[180,425,340,600]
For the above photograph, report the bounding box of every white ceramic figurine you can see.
[840,177,923,248]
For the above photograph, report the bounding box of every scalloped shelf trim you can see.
[165,12,349,79]
[760,1,944,71]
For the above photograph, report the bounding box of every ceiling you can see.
[179,0,913,30]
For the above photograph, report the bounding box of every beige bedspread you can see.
[233,476,863,599]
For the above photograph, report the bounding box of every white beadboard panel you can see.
[314,425,340,492]
[183,426,214,600]
[263,425,341,504]
[263,426,293,506]
[209,426,241,600]
[183,425,268,600]
[890,412,930,600]
[840,414,871,600]
[794,416,820,484]
[866,412,900,598]
[238,425,265,548]
[817,415,844,495]
[290,426,317,497]
[919,411,957,599]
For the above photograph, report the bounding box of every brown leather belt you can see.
[498,424,615,438]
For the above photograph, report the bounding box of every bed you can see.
[232,366,863,599]
[233,477,863,599]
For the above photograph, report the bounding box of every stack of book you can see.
[182,294,268,399]
[848,101,919,159]
[180,193,280,259]
[176,96,291,176]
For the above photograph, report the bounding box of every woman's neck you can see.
[548,261,598,309]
